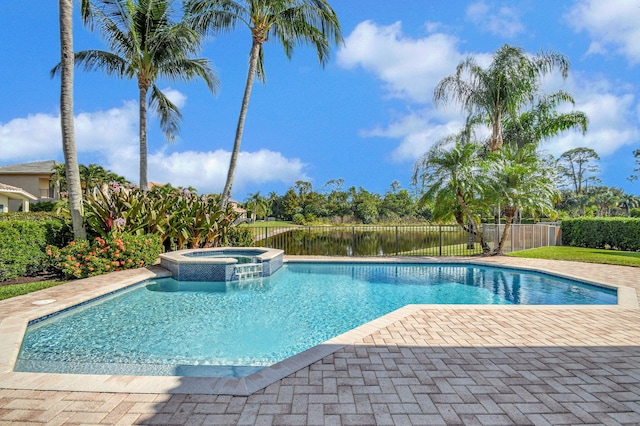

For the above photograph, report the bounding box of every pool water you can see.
[15,263,616,377]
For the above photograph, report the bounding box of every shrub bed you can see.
[0,214,70,281]
[46,233,163,279]
[562,218,640,251]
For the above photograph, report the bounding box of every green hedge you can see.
[0,214,71,281]
[562,218,640,251]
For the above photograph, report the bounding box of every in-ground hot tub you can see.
[159,247,284,281]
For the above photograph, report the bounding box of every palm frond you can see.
[149,85,181,142]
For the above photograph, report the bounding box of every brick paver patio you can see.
[1,256,639,425]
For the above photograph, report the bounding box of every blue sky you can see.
[1,1,639,201]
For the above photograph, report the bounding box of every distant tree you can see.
[349,187,380,224]
[380,182,416,221]
[557,147,600,195]
[280,188,301,221]
[244,191,269,221]
[184,0,343,210]
[619,193,640,216]
[303,191,328,220]
[324,182,351,222]
[52,163,128,194]
[57,0,218,192]
[590,186,622,217]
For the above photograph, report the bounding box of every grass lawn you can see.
[242,221,295,228]
[0,279,67,301]
[399,243,484,256]
[508,246,640,267]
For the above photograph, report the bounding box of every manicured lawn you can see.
[242,221,295,228]
[508,246,640,267]
[0,279,67,301]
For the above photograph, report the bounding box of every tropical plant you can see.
[434,44,571,152]
[82,183,238,249]
[412,132,491,253]
[57,0,86,240]
[54,0,218,191]
[485,143,559,254]
[184,0,343,209]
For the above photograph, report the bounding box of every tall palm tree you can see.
[184,0,343,209]
[486,143,559,254]
[54,0,219,192]
[58,0,87,240]
[434,44,570,152]
[412,132,492,253]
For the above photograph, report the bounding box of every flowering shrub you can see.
[45,233,162,279]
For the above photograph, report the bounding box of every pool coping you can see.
[0,256,637,396]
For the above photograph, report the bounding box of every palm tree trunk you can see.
[139,83,149,193]
[456,188,490,254]
[221,39,261,210]
[490,111,503,152]
[495,205,517,255]
[59,0,86,241]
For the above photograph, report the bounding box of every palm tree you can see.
[184,0,343,209]
[412,132,492,253]
[244,191,269,221]
[434,44,570,152]
[54,0,219,192]
[57,0,86,240]
[486,143,559,254]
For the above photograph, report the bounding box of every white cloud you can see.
[0,101,138,161]
[137,148,309,196]
[336,21,464,103]
[362,109,465,162]
[0,100,309,197]
[465,1,525,38]
[544,74,640,157]
[566,0,640,64]
[161,87,187,109]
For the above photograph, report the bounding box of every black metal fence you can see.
[249,223,561,256]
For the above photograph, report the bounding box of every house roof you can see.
[0,182,38,201]
[0,160,59,175]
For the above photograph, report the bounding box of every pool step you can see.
[234,262,263,280]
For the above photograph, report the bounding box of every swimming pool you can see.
[15,262,616,378]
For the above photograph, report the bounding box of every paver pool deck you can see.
[1,256,639,425]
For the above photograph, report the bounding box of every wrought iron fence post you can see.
[439,226,443,256]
